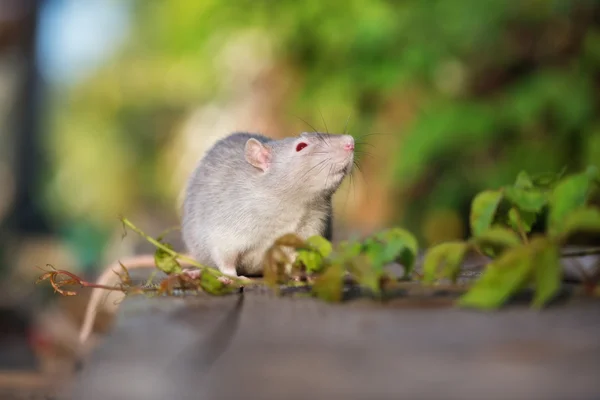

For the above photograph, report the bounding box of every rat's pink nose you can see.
[343,139,355,152]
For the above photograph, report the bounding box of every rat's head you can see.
[244,132,355,198]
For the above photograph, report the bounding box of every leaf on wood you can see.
[306,235,333,257]
[547,168,598,236]
[470,190,503,237]
[423,242,469,283]
[348,254,381,296]
[337,240,363,261]
[557,207,600,241]
[363,239,389,272]
[472,227,522,257]
[154,242,183,275]
[508,207,537,234]
[531,239,561,308]
[368,228,419,276]
[296,235,333,273]
[263,246,291,287]
[458,244,532,310]
[296,251,325,273]
[311,262,344,302]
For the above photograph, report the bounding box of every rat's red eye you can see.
[296,142,308,152]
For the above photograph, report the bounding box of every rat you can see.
[78,131,355,345]
[182,131,355,277]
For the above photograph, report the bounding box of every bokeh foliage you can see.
[43,0,600,247]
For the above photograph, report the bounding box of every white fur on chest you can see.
[236,200,328,274]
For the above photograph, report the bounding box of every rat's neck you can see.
[269,188,331,209]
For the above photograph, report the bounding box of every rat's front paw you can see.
[217,276,234,285]
[181,269,202,280]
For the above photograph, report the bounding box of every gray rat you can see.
[78,131,354,344]
[182,131,355,277]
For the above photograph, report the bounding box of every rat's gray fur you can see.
[181,131,354,277]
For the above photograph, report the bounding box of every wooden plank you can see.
[67,285,600,400]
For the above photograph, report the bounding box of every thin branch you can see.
[120,217,250,286]
[561,247,600,258]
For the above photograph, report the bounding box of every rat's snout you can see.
[342,135,355,152]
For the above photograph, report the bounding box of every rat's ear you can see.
[244,138,272,171]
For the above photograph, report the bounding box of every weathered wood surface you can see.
[67,279,600,400]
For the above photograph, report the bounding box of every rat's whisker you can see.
[294,115,320,136]
[300,159,329,181]
[324,164,334,188]
[354,141,376,148]
[353,149,373,155]
[360,132,390,139]
[342,168,355,214]
[352,160,364,175]
[314,130,326,145]
[352,160,368,190]
[356,152,375,160]
[343,114,352,136]
[319,109,329,134]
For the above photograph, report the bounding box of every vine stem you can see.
[61,270,127,291]
[120,217,248,285]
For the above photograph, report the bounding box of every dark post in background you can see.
[0,0,51,371]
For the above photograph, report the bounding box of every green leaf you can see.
[531,239,561,308]
[348,255,381,295]
[362,228,419,277]
[531,166,567,188]
[295,235,333,273]
[154,242,183,275]
[585,165,599,181]
[306,235,333,257]
[472,227,522,256]
[547,169,598,236]
[423,242,469,283]
[558,207,600,240]
[503,186,547,213]
[470,190,503,236]
[312,262,344,302]
[508,207,537,233]
[363,239,386,271]
[514,171,534,189]
[374,228,419,274]
[458,245,532,310]
[337,240,363,260]
[296,251,325,273]
[199,272,240,295]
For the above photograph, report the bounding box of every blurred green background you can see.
[2,0,600,278]
[0,0,598,382]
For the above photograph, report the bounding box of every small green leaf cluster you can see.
[424,166,600,309]
[40,167,597,306]
[265,228,419,302]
